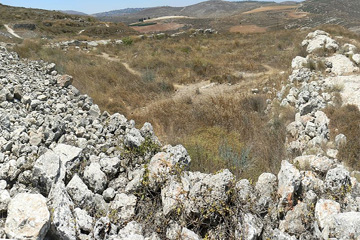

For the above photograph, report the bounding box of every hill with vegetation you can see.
[0,3,136,39]
[95,0,276,23]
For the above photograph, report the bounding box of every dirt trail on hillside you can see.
[98,52,141,76]
[131,64,280,116]
[96,51,279,116]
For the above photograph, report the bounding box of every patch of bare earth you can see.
[287,11,308,19]
[229,25,267,33]
[242,5,297,14]
[144,16,194,21]
[131,23,185,33]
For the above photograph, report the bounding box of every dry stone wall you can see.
[0,30,360,239]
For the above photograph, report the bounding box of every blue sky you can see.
[1,0,290,14]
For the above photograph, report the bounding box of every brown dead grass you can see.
[242,5,298,14]
[325,104,360,170]
[229,25,267,33]
[132,23,184,33]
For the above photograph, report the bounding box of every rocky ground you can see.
[0,30,360,240]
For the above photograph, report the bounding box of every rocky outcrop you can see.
[1,31,360,239]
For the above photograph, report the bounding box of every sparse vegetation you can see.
[325,104,360,170]
[11,27,305,180]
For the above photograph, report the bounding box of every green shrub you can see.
[122,37,133,46]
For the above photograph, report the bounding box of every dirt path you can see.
[131,23,185,33]
[4,24,22,39]
[229,25,267,33]
[98,52,141,76]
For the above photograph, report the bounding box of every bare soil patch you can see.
[242,5,297,14]
[287,11,308,19]
[144,16,194,21]
[229,25,267,33]
[131,23,184,33]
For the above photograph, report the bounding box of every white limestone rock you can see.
[5,193,50,240]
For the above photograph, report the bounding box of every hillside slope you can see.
[300,0,360,30]
[0,4,136,39]
[96,0,275,23]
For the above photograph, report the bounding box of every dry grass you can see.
[229,25,267,33]
[242,5,298,14]
[325,104,360,170]
[133,94,291,179]
[99,29,305,85]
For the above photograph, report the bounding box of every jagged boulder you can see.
[32,150,61,195]
[48,181,77,240]
[66,174,94,208]
[277,161,301,210]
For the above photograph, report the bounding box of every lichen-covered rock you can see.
[277,161,301,210]
[5,193,50,240]
[66,174,94,208]
[110,193,137,222]
[315,199,340,229]
[124,128,145,148]
[148,145,191,189]
[241,213,263,240]
[117,221,144,240]
[83,162,107,194]
[279,202,308,236]
[32,150,61,195]
[161,177,187,216]
[322,212,360,239]
[324,166,351,193]
[255,173,277,210]
[183,170,234,216]
[74,208,93,233]
[48,181,77,240]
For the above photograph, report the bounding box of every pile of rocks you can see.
[0,30,360,240]
[277,30,360,157]
[50,39,124,50]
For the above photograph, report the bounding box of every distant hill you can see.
[96,0,276,23]
[60,10,88,16]
[0,4,136,39]
[93,8,146,17]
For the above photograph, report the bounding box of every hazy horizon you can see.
[1,0,302,14]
